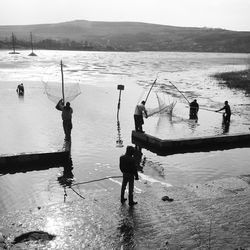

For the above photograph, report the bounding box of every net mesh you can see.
[147,93,176,117]
[43,81,81,103]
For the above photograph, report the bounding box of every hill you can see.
[1,20,250,52]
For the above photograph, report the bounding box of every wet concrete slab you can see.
[1,175,250,249]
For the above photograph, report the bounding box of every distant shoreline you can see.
[213,69,250,95]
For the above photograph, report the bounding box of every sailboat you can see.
[28,32,37,56]
[9,32,19,54]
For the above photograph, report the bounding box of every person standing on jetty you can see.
[120,146,139,206]
[189,99,199,120]
[134,100,148,133]
[216,101,231,124]
[56,99,73,141]
[16,83,24,95]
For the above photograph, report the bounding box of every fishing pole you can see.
[144,74,159,104]
[168,80,190,104]
[71,175,123,187]
[169,80,223,114]
[60,60,65,104]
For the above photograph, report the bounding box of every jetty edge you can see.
[0,150,70,174]
[132,130,250,156]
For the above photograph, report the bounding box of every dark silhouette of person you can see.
[16,83,24,95]
[189,99,199,120]
[120,146,139,206]
[216,101,231,124]
[134,100,148,133]
[56,99,73,141]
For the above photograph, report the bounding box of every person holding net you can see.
[56,99,73,141]
[134,100,148,133]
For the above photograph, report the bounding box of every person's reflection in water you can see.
[118,206,136,249]
[188,119,199,134]
[18,94,24,103]
[57,157,74,202]
[222,121,230,134]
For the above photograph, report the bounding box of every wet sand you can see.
[1,175,250,249]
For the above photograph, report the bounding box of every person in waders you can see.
[120,146,139,206]
[216,101,231,125]
[189,99,199,120]
[134,100,148,133]
[56,99,73,141]
[16,83,24,95]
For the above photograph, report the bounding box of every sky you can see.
[1,0,250,31]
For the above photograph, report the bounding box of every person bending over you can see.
[134,100,148,133]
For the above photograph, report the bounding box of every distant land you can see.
[1,20,250,53]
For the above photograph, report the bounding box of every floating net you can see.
[147,93,176,117]
[43,81,81,104]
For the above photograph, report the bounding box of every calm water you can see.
[0,50,250,214]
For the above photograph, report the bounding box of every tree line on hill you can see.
[1,20,250,53]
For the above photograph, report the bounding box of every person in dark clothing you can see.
[56,99,73,141]
[120,146,139,206]
[216,101,231,124]
[134,100,148,133]
[16,83,24,95]
[189,99,199,120]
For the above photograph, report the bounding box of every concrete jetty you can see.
[132,130,250,155]
[0,150,70,174]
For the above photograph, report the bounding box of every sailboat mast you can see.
[12,33,15,53]
[60,60,65,104]
[30,32,34,53]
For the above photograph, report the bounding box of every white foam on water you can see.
[139,173,172,187]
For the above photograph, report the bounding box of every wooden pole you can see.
[168,80,190,104]
[145,77,158,104]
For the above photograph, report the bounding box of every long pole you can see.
[168,80,190,104]
[60,60,65,104]
[145,76,158,104]
[169,80,222,113]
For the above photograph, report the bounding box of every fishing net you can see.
[147,93,176,117]
[43,81,81,104]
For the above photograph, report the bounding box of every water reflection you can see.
[17,92,24,102]
[222,118,230,134]
[118,206,136,249]
[57,157,74,188]
[188,119,199,134]
[57,157,74,203]
[116,120,124,148]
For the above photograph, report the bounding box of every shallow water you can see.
[0,50,250,214]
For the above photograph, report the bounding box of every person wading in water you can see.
[189,99,199,120]
[134,100,148,133]
[16,83,24,95]
[216,101,231,124]
[56,99,73,141]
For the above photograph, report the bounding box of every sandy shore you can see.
[1,175,250,249]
